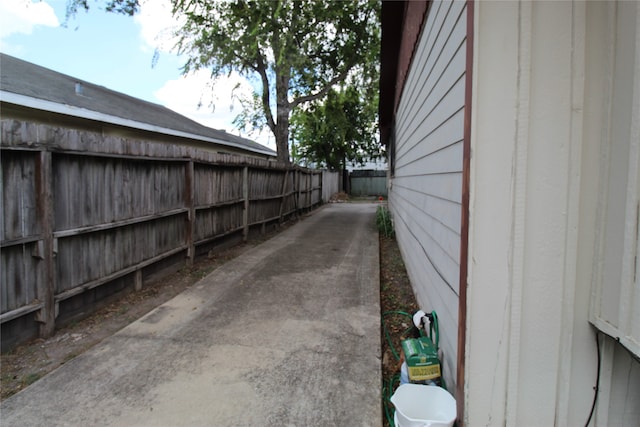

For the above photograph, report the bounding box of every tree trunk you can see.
[275,108,290,165]
[274,66,292,165]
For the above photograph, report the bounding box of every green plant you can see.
[63,352,79,364]
[21,372,42,387]
[376,206,394,238]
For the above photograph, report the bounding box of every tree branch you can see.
[290,67,352,109]
[255,51,276,133]
[232,52,259,73]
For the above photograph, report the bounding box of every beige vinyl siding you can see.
[467,1,640,425]
[389,0,466,391]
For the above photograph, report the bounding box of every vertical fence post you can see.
[303,170,307,210]
[303,171,308,210]
[35,149,55,338]
[309,172,312,208]
[304,171,313,211]
[242,165,249,242]
[278,169,289,222]
[134,270,143,291]
[296,169,304,216]
[308,172,312,208]
[184,159,195,266]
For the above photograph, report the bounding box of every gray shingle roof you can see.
[0,53,275,156]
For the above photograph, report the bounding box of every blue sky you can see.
[0,0,275,149]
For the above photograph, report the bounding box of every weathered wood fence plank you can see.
[34,150,55,337]
[242,166,249,242]
[185,160,195,266]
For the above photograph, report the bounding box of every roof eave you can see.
[0,90,276,158]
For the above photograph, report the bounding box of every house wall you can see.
[388,0,467,392]
[467,1,639,426]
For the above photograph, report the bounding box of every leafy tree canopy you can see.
[291,82,381,171]
[67,0,381,165]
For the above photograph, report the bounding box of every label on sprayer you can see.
[401,337,441,381]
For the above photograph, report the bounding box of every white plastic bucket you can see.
[390,383,456,427]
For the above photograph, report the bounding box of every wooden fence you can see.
[1,119,326,349]
[349,170,388,197]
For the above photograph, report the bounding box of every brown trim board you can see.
[457,0,474,425]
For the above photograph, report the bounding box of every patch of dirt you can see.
[379,234,420,427]
[329,191,350,203]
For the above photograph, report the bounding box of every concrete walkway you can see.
[1,203,382,427]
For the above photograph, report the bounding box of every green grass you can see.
[21,372,42,387]
[376,206,395,238]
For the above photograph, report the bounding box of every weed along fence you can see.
[1,120,328,350]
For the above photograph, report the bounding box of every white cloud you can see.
[135,0,182,53]
[0,0,59,42]
[135,0,274,150]
[154,69,275,149]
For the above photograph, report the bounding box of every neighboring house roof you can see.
[0,53,275,157]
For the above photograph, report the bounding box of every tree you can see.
[291,83,381,171]
[67,0,381,165]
